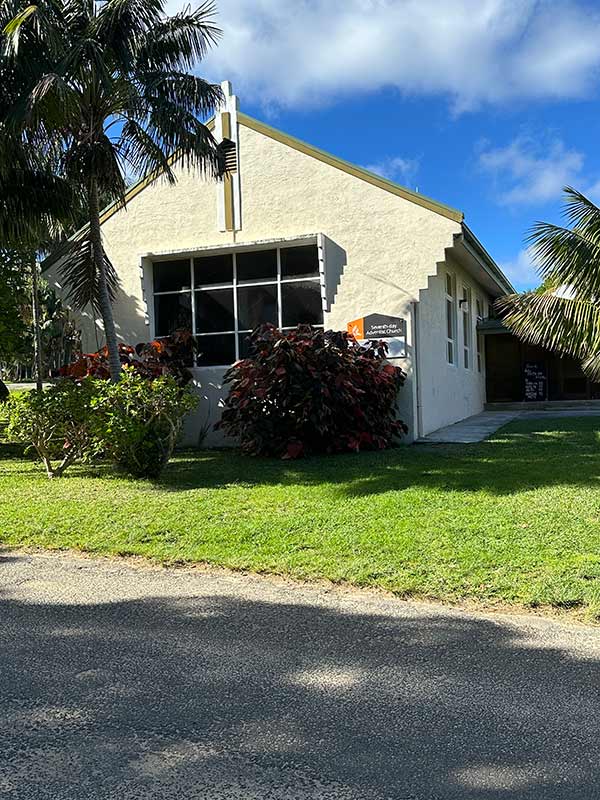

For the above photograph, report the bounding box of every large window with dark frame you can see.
[152,243,324,366]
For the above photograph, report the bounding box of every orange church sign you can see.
[347,313,407,358]
[347,313,406,340]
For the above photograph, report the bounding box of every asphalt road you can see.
[1,550,599,800]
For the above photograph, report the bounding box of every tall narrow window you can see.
[476,297,483,373]
[461,286,472,369]
[445,273,456,365]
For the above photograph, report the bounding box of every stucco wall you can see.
[416,256,491,436]
[45,121,486,445]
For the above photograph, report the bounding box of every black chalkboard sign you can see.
[524,361,547,401]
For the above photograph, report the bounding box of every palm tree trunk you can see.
[88,177,121,382]
[30,254,43,392]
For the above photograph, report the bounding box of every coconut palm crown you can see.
[3,0,223,381]
[498,187,600,380]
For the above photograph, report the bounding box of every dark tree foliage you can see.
[217,325,409,459]
[3,0,223,381]
[0,249,31,362]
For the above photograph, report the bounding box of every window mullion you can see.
[233,252,239,360]
[189,258,197,366]
[276,247,283,329]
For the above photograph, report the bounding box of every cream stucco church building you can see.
[47,82,514,445]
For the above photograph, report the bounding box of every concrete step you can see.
[485,400,600,412]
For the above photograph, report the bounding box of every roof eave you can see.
[458,224,515,296]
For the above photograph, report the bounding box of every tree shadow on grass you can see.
[0,442,31,461]
[154,417,600,499]
[1,571,599,799]
[3,417,599,499]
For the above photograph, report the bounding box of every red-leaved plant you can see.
[60,330,196,386]
[217,324,408,458]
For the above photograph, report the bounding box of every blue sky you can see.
[175,0,600,292]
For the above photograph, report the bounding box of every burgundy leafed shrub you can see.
[60,330,196,386]
[217,324,408,458]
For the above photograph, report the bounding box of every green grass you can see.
[2,416,600,619]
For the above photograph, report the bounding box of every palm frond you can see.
[525,222,600,300]
[144,99,219,175]
[2,4,38,54]
[2,0,65,59]
[117,117,176,183]
[525,186,600,299]
[139,70,222,119]
[581,350,600,380]
[135,1,221,71]
[25,72,80,128]
[562,186,600,235]
[93,0,164,68]
[64,132,126,201]
[54,234,120,312]
[498,290,600,375]
[0,166,77,249]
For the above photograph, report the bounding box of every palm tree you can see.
[1,13,77,389]
[498,187,600,379]
[3,0,223,381]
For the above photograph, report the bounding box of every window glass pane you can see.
[462,311,469,346]
[281,281,323,327]
[196,334,236,366]
[236,249,277,283]
[153,259,191,293]
[154,293,192,336]
[446,274,453,297]
[237,285,278,330]
[446,299,453,339]
[280,245,319,279]
[447,342,453,363]
[238,332,255,360]
[464,349,469,369]
[195,288,235,333]
[194,253,233,286]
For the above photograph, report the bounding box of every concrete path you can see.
[420,408,600,443]
[5,382,51,392]
[419,411,519,443]
[1,550,600,799]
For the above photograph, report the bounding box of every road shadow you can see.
[1,584,599,799]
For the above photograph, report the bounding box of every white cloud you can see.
[499,248,539,290]
[478,135,585,205]
[177,0,600,111]
[363,155,419,185]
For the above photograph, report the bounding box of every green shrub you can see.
[90,369,197,478]
[218,324,408,458]
[7,380,96,477]
[0,401,10,444]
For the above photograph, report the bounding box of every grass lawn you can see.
[2,415,600,620]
